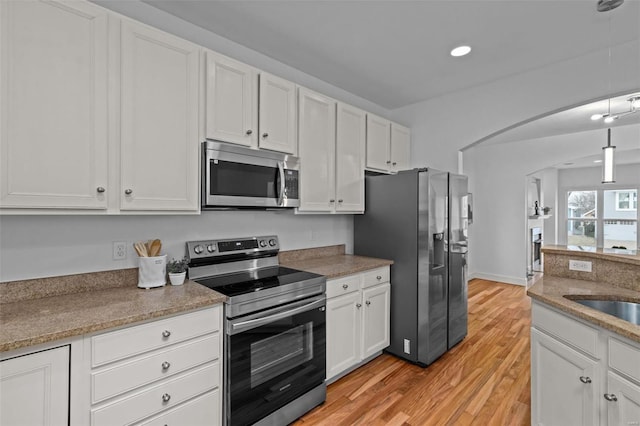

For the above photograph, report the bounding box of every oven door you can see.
[203,141,299,208]
[225,295,326,426]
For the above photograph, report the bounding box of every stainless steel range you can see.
[187,236,326,426]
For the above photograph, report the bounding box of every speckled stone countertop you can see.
[0,270,225,353]
[542,245,640,266]
[279,245,393,279]
[527,276,640,343]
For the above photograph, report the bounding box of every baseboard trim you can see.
[469,272,527,286]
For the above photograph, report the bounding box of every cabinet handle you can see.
[246,129,253,135]
[162,330,171,338]
[392,162,397,166]
[124,189,133,195]
[338,199,343,203]
[356,303,362,309]
[386,160,391,164]
[162,361,171,370]
[342,284,349,289]
[162,393,171,402]
[96,187,106,193]
[366,300,371,306]
[604,393,618,402]
[579,376,591,384]
[329,199,335,203]
[262,133,269,138]
[376,275,382,280]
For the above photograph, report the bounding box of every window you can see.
[567,190,597,248]
[616,190,637,211]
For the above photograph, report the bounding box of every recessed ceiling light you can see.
[450,45,471,57]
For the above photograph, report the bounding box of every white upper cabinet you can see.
[118,19,200,211]
[205,51,258,148]
[335,103,366,213]
[298,87,336,212]
[365,114,411,174]
[0,0,109,210]
[259,72,297,154]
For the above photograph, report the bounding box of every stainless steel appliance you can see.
[187,236,326,426]
[354,169,470,366]
[202,141,300,209]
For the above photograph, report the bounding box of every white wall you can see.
[462,125,639,285]
[0,211,352,282]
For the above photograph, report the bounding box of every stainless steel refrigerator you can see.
[354,168,469,366]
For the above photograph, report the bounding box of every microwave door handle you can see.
[277,161,285,206]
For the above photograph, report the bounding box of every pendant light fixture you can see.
[597,0,623,183]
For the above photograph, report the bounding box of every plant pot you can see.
[168,271,186,286]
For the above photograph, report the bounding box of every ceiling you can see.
[145,0,640,110]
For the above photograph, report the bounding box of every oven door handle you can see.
[276,161,285,206]
[228,297,325,335]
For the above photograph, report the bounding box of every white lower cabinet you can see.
[531,300,640,426]
[0,345,70,426]
[326,266,390,383]
[87,306,223,426]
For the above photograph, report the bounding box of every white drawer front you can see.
[609,337,640,383]
[92,333,220,403]
[92,306,220,367]
[326,275,360,299]
[91,362,220,426]
[361,266,390,288]
[532,302,599,358]
[137,389,220,426]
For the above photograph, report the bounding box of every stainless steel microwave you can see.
[202,141,300,209]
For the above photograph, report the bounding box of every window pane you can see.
[567,191,596,218]
[567,219,597,248]
[604,189,638,250]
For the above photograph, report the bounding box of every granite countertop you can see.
[527,275,640,343]
[279,245,393,279]
[542,245,640,266]
[0,274,225,353]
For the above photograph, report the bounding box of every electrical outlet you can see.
[569,259,592,272]
[404,339,411,354]
[113,242,127,260]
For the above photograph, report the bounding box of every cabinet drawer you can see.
[92,333,220,403]
[91,306,220,367]
[532,302,599,358]
[609,337,640,383]
[137,389,220,426]
[326,275,360,299]
[362,266,390,288]
[91,362,220,426]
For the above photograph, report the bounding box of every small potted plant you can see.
[166,257,188,286]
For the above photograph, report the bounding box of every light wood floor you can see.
[294,279,532,425]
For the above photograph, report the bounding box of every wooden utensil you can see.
[149,239,162,257]
[134,241,148,257]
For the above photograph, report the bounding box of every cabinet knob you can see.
[386,160,391,164]
[329,199,335,203]
[162,361,171,370]
[579,376,591,384]
[124,189,133,195]
[604,393,618,402]
[366,300,371,306]
[162,393,171,402]
[162,330,171,338]
[96,187,106,193]
[392,162,397,166]
[356,303,362,309]
[338,199,343,203]
[376,275,382,280]
[262,133,269,138]
[246,129,253,135]
[342,284,349,289]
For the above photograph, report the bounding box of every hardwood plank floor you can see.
[294,279,531,425]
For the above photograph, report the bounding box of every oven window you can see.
[251,323,313,388]
[210,160,277,198]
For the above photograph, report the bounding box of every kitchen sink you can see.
[569,298,640,326]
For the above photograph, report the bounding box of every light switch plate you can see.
[569,259,592,272]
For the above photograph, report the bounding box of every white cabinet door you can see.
[298,88,336,212]
[0,346,69,426]
[361,283,391,358]
[205,51,257,148]
[259,72,297,154]
[365,114,391,172]
[335,103,365,213]
[606,372,640,426]
[326,292,361,381]
[390,123,411,172]
[531,328,599,426]
[0,0,108,209]
[119,19,199,211]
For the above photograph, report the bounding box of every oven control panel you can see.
[186,235,279,261]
